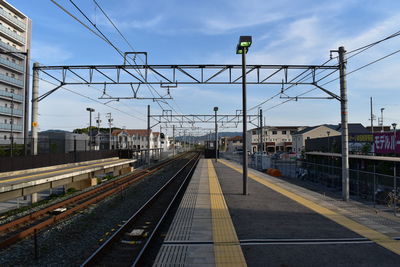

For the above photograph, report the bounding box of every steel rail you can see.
[0,153,187,249]
[81,153,200,266]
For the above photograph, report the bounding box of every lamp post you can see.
[236,35,252,195]
[214,107,218,162]
[86,107,95,150]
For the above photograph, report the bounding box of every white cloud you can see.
[31,41,73,65]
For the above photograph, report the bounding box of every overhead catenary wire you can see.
[264,47,400,112]
[36,75,146,122]
[91,0,188,118]
[51,0,168,115]
[68,0,184,117]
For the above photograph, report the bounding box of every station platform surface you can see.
[0,157,135,192]
[154,158,400,266]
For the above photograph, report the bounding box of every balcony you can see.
[0,56,23,72]
[0,89,23,101]
[0,23,25,44]
[0,40,24,58]
[0,73,23,87]
[0,8,25,30]
[0,105,23,116]
[0,122,22,131]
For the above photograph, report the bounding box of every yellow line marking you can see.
[207,160,247,267]
[219,159,400,256]
[1,158,125,183]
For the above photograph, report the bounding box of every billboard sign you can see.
[374,132,400,154]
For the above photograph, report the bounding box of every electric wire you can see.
[91,0,187,117]
[36,75,146,122]
[264,47,400,112]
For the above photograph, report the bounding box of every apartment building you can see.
[0,0,31,143]
[247,126,306,154]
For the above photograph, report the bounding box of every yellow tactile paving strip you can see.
[219,159,400,256]
[207,160,247,267]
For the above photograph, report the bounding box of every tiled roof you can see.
[111,129,152,136]
[228,136,243,141]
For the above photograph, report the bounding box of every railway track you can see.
[81,152,200,266]
[0,153,189,249]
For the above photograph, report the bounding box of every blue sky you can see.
[10,0,400,136]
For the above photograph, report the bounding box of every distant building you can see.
[226,136,243,153]
[0,0,31,143]
[111,129,161,150]
[302,123,371,155]
[247,126,306,154]
[38,130,89,153]
[293,125,340,157]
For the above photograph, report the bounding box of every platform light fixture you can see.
[236,35,252,195]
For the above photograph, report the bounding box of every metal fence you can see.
[270,159,400,215]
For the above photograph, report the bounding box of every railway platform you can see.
[154,158,400,266]
[0,157,135,203]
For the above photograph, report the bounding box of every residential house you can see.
[226,136,243,153]
[293,124,340,157]
[247,126,306,154]
[111,129,161,150]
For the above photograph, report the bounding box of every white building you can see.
[0,0,31,143]
[111,129,161,150]
[247,126,306,154]
[292,125,340,157]
[226,136,243,153]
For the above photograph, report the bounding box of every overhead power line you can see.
[36,75,146,122]
[265,47,400,112]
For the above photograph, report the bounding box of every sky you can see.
[10,0,400,136]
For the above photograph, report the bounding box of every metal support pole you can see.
[89,111,92,151]
[394,162,397,216]
[173,125,175,156]
[10,95,14,157]
[260,109,263,153]
[339,46,349,201]
[373,163,376,208]
[214,107,218,162]
[24,49,30,156]
[370,97,374,155]
[242,48,248,195]
[31,62,39,155]
[147,105,150,165]
[107,113,112,150]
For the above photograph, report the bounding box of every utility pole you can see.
[24,49,30,156]
[339,46,349,201]
[31,62,39,155]
[107,113,112,150]
[147,105,151,165]
[380,108,385,132]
